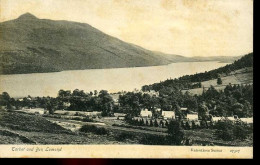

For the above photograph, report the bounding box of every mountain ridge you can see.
[0,13,241,75]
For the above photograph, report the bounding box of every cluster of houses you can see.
[138,108,253,127]
[140,107,198,120]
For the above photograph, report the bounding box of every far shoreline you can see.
[0,60,230,76]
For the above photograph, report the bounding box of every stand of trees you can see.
[0,89,114,116]
[0,82,252,118]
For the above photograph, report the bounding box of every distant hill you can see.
[191,56,242,63]
[142,53,253,92]
[0,13,241,75]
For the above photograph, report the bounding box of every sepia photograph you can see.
[0,0,253,158]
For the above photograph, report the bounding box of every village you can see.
[5,88,253,132]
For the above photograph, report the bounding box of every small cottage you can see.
[187,114,198,121]
[240,118,253,124]
[162,111,175,119]
[140,109,152,118]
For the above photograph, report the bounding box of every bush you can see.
[79,125,109,135]
[200,120,208,129]
[115,132,136,141]
[215,119,234,141]
[192,121,197,129]
[64,112,70,115]
[140,134,168,145]
[53,115,62,119]
[167,120,184,145]
[140,118,144,126]
[154,120,159,127]
[145,120,149,126]
[132,119,139,126]
[82,116,94,122]
[215,119,250,141]
[165,120,169,127]
[139,119,144,126]
[74,112,80,116]
[73,117,82,121]
[233,123,250,140]
[160,120,164,128]
[217,77,223,85]
[150,119,153,127]
[185,121,191,130]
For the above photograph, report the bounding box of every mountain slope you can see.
[0,13,241,75]
[0,13,182,74]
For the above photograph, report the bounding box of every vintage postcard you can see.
[0,0,253,158]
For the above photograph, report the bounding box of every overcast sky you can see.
[0,0,253,57]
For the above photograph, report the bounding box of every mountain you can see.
[0,13,240,74]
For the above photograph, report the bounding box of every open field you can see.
[0,110,253,146]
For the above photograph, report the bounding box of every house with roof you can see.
[211,117,224,123]
[240,117,253,124]
[187,114,198,121]
[162,111,175,119]
[227,116,239,122]
[140,109,152,118]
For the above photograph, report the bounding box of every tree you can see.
[215,118,234,141]
[94,90,98,96]
[165,120,169,127]
[233,124,249,140]
[217,77,223,85]
[198,102,209,120]
[119,92,142,117]
[150,119,153,127]
[243,100,252,117]
[154,120,159,127]
[215,118,250,141]
[198,82,202,88]
[233,103,244,118]
[98,90,114,116]
[145,119,149,126]
[58,90,71,99]
[140,118,144,126]
[167,120,184,145]
[46,101,55,114]
[0,92,11,107]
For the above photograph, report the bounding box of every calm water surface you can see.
[0,62,229,97]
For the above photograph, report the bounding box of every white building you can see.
[187,114,198,121]
[180,108,188,111]
[140,109,152,118]
[240,118,253,124]
[212,117,223,122]
[162,111,175,119]
[227,117,237,121]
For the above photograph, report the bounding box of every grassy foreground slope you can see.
[0,110,253,146]
[0,111,124,144]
